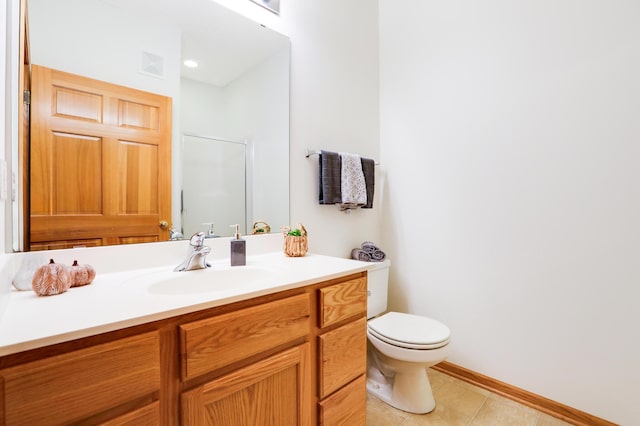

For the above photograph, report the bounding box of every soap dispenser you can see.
[229,224,246,266]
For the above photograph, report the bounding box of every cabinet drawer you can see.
[180,293,310,380]
[319,375,366,426]
[318,317,367,398]
[318,276,367,328]
[0,332,160,426]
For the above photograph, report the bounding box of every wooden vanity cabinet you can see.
[316,276,368,425]
[0,271,368,425]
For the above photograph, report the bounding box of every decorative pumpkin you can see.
[70,260,96,287]
[32,259,72,296]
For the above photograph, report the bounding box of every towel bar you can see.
[305,149,379,165]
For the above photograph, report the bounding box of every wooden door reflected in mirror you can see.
[29,65,172,250]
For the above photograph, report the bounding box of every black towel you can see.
[319,150,342,204]
[361,157,375,208]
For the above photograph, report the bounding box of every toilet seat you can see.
[368,312,450,350]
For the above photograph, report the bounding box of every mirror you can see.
[16,0,290,250]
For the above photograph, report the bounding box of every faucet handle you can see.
[189,232,206,247]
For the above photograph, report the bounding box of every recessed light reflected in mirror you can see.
[183,59,198,68]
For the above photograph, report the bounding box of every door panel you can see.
[118,100,159,130]
[29,65,171,250]
[53,132,103,214]
[117,140,159,214]
[53,86,103,122]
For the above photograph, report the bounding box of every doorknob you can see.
[159,220,169,229]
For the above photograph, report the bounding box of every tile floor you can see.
[366,368,573,426]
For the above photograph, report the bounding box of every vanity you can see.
[0,236,370,425]
[2,1,367,423]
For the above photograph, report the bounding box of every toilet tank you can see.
[367,259,391,319]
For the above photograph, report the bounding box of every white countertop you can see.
[0,251,372,356]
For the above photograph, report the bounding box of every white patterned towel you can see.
[339,152,367,205]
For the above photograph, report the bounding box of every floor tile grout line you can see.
[465,395,489,426]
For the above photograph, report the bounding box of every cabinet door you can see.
[318,317,367,398]
[181,343,311,426]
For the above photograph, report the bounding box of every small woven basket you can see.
[252,220,271,234]
[281,224,308,257]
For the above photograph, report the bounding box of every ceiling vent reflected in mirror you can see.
[140,50,165,78]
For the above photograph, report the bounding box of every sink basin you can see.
[141,265,275,295]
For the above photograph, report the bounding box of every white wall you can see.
[180,79,228,137]
[379,1,640,424]
[281,0,381,256]
[226,49,289,233]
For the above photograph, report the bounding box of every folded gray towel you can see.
[360,241,386,261]
[361,157,375,208]
[351,248,372,262]
[371,249,386,261]
[319,150,342,204]
[361,241,378,253]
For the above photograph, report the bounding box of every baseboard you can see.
[432,361,617,426]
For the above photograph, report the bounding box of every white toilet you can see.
[366,260,451,414]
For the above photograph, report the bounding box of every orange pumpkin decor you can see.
[32,259,72,296]
[70,260,96,287]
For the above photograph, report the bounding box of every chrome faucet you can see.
[174,232,211,271]
[170,227,184,241]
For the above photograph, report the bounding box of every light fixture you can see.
[183,59,198,68]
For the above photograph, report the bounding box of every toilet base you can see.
[366,366,435,414]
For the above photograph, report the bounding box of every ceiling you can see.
[100,0,288,86]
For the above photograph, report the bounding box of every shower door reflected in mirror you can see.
[182,135,247,238]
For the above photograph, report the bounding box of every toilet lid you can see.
[368,312,450,350]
